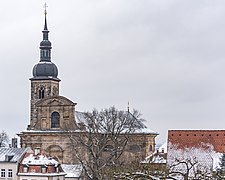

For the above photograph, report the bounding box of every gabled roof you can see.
[18,152,66,176]
[36,95,76,106]
[75,111,158,135]
[0,148,27,163]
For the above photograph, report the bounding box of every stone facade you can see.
[30,80,60,129]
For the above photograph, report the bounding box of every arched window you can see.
[51,112,60,128]
[39,87,45,99]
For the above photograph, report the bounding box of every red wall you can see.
[168,130,225,153]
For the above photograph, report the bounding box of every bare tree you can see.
[69,106,146,180]
[112,158,213,180]
[0,130,9,147]
[167,158,198,180]
[167,158,213,180]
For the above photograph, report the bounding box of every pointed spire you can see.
[128,101,130,113]
[44,3,48,31]
[40,3,52,62]
[31,3,60,81]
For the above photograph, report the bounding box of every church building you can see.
[18,10,158,164]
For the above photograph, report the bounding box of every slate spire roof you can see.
[31,6,60,81]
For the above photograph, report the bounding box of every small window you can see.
[39,87,45,99]
[149,145,153,151]
[8,169,12,178]
[1,169,5,177]
[41,166,47,173]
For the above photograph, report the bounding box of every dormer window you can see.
[22,165,29,173]
[55,167,59,173]
[41,165,47,173]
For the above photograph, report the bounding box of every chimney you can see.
[11,138,18,148]
[34,148,41,155]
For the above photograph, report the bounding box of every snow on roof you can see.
[21,129,66,133]
[75,111,86,124]
[142,142,167,164]
[76,111,158,135]
[18,172,66,177]
[22,154,59,165]
[61,164,82,178]
[167,142,223,176]
[133,128,159,135]
[157,142,167,153]
[0,148,27,162]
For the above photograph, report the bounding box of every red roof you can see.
[168,130,225,153]
[18,152,64,174]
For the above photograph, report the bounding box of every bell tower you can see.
[29,8,60,130]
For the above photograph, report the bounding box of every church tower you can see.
[29,9,60,129]
[19,7,157,165]
[28,9,76,131]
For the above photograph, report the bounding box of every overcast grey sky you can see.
[1,0,225,144]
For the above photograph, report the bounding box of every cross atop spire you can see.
[44,3,48,15]
[43,3,48,30]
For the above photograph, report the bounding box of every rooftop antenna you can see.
[127,101,130,113]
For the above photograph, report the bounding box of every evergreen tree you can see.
[220,154,225,172]
[215,153,225,179]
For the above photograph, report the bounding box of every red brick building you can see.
[18,151,66,180]
[167,130,225,179]
[168,130,225,152]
